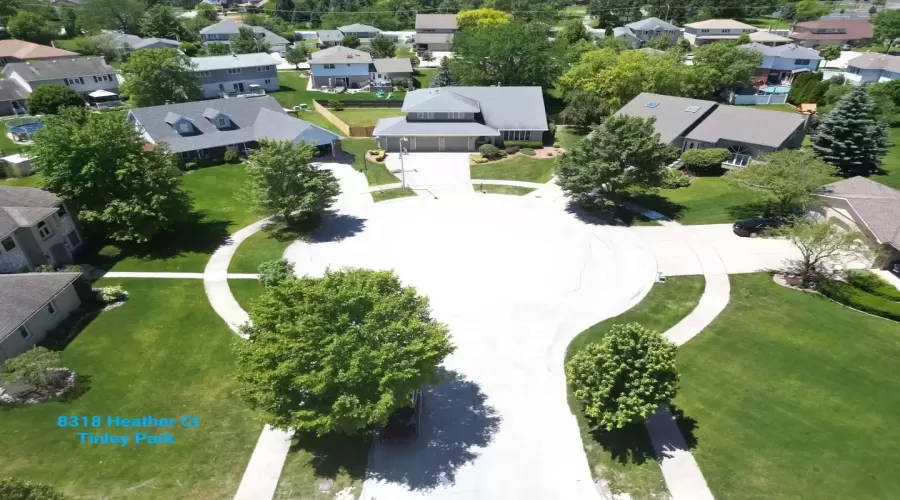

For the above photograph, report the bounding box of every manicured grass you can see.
[556,126,588,150]
[0,279,261,499]
[754,104,798,113]
[566,276,706,499]
[470,155,556,183]
[676,273,900,500]
[342,138,398,186]
[414,68,436,89]
[271,72,406,110]
[741,17,792,29]
[295,110,344,135]
[474,184,536,195]
[396,46,414,58]
[333,108,405,127]
[0,121,22,155]
[229,278,266,312]
[873,126,900,189]
[274,433,370,500]
[229,222,310,273]
[3,175,42,187]
[631,176,766,225]
[371,187,416,202]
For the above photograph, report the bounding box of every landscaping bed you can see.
[342,138,398,186]
[565,276,705,499]
[676,273,900,500]
[816,271,900,322]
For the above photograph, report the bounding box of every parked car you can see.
[733,218,785,237]
[379,390,424,443]
[841,44,852,51]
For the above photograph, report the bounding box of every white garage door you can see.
[412,136,440,152]
[444,136,471,151]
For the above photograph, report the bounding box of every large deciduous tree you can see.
[196,3,219,23]
[285,44,309,69]
[812,85,889,177]
[80,0,146,34]
[31,108,192,243]
[452,22,559,88]
[456,8,513,29]
[820,44,841,62]
[768,219,876,287]
[140,4,191,41]
[7,11,58,45]
[725,150,838,215]
[795,0,831,21]
[243,139,340,224]
[231,26,270,54]
[204,42,232,56]
[874,10,900,43]
[25,85,85,115]
[120,49,202,107]
[566,323,678,430]
[369,34,397,59]
[556,114,673,203]
[234,268,455,434]
[559,90,606,129]
[692,42,763,90]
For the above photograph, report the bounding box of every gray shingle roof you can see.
[373,116,500,137]
[625,17,679,31]
[317,30,345,42]
[415,14,457,30]
[685,105,805,148]
[252,108,341,145]
[400,87,548,131]
[200,20,289,44]
[616,93,716,144]
[133,37,180,49]
[309,45,372,64]
[0,273,80,339]
[338,24,381,33]
[612,27,639,40]
[820,176,900,248]
[3,57,115,82]
[0,79,29,102]
[741,42,821,60]
[3,207,57,227]
[846,52,900,73]
[130,96,340,153]
[191,52,278,72]
[373,58,413,74]
[0,186,61,237]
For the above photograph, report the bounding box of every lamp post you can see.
[399,137,409,188]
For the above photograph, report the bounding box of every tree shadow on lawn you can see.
[564,196,682,227]
[364,369,502,491]
[290,431,371,486]
[77,212,231,271]
[624,193,687,221]
[586,405,701,467]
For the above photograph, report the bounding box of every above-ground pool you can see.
[760,85,791,94]
[9,122,44,135]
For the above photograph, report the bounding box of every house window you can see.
[56,204,67,217]
[1,236,15,252]
[795,59,811,65]
[449,112,464,119]
[701,29,710,33]
[721,29,730,33]
[227,68,242,74]
[92,74,111,83]
[264,79,271,84]
[324,64,335,69]
[67,231,81,247]
[198,70,211,77]
[178,122,191,133]
[503,130,529,141]
[18,325,30,340]
[64,77,84,85]
[218,117,228,127]
[265,65,272,70]
[36,221,52,239]
[47,301,57,315]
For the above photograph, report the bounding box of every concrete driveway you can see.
[317,160,377,210]
[284,195,658,500]
[384,152,472,198]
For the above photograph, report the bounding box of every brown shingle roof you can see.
[0,39,78,60]
[790,20,873,40]
[820,176,900,248]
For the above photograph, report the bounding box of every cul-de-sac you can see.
[1,1,899,499]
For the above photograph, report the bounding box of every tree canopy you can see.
[8,11,58,45]
[232,26,271,54]
[456,8,513,29]
[204,42,232,56]
[812,85,889,177]
[369,34,397,59]
[768,219,876,287]
[234,267,454,434]
[692,42,763,90]
[285,44,310,68]
[430,56,457,87]
[25,85,85,115]
[874,10,900,42]
[567,323,678,430]
[725,150,838,215]
[79,0,146,34]
[342,34,361,48]
[120,49,202,107]
[0,477,69,500]
[30,108,192,243]
[140,4,192,41]
[451,22,559,88]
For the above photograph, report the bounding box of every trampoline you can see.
[8,122,44,142]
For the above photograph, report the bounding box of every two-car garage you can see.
[377,136,477,152]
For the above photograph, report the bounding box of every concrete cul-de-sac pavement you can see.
[384,152,474,198]
[283,195,659,500]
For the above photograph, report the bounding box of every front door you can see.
[49,242,72,266]
[438,137,445,152]
[233,83,245,92]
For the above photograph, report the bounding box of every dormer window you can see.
[178,122,192,133]
[203,108,231,129]
[218,117,228,127]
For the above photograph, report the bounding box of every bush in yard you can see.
[392,77,410,90]
[0,477,70,500]
[479,143,504,160]
[846,270,900,300]
[504,140,543,149]
[818,280,900,322]
[25,85,85,115]
[660,167,691,189]
[258,259,296,289]
[553,142,561,148]
[223,150,239,163]
[566,323,678,430]
[505,145,520,154]
[470,154,489,163]
[0,347,70,396]
[328,99,344,111]
[680,148,730,175]
[520,148,536,156]
[97,286,126,303]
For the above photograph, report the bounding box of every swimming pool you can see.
[9,122,44,134]
[760,85,791,94]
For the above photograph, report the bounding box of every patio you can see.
[87,89,122,109]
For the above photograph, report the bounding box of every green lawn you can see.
[229,222,310,273]
[229,278,266,313]
[272,72,406,109]
[414,68,436,89]
[470,155,556,183]
[371,187,416,202]
[874,126,900,189]
[566,276,706,499]
[396,46,414,58]
[556,126,588,150]
[631,176,766,225]
[3,175,41,187]
[474,184,536,195]
[342,138,398,186]
[0,121,21,155]
[754,104,798,113]
[676,273,900,500]
[0,279,261,499]
[741,17,792,29]
[89,163,256,273]
[332,108,405,127]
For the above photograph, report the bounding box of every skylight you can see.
[645,102,660,108]
[685,106,701,113]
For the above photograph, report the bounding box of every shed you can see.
[1,154,31,177]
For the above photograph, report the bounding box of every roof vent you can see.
[685,105,701,113]
[645,101,659,108]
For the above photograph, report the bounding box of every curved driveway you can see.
[284,195,659,500]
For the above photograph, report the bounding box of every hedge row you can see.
[846,271,900,301]
[818,280,900,322]
[503,140,543,149]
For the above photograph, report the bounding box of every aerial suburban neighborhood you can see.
[1,1,900,500]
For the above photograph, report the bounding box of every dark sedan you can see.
[733,218,785,237]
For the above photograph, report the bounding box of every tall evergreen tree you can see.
[812,86,889,177]
[430,57,457,87]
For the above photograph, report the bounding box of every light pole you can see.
[664,3,670,23]
[399,137,409,188]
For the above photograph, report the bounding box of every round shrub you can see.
[680,148,730,175]
[0,477,70,499]
[660,167,691,189]
[97,286,126,303]
[470,154,489,163]
[478,144,503,160]
[223,150,239,163]
[328,99,344,111]
[25,85,85,115]
[505,145,520,155]
[553,142,561,148]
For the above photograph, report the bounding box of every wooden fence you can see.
[312,100,402,138]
